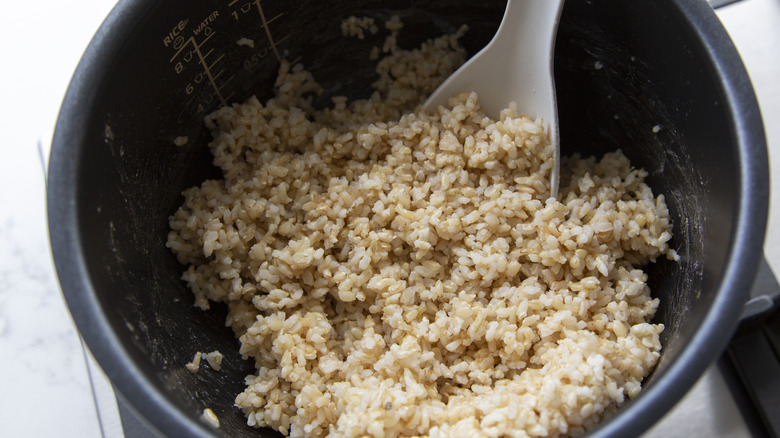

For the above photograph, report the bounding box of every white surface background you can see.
[0,0,778,436]
[0,1,118,436]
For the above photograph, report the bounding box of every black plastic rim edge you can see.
[47,1,769,437]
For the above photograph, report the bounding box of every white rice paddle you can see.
[424,0,564,198]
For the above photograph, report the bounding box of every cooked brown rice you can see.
[167,20,677,438]
[185,351,202,374]
[341,16,379,40]
[201,408,221,429]
[204,350,224,372]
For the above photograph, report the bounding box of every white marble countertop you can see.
[0,0,778,436]
[0,1,119,436]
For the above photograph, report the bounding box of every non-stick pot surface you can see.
[48,0,768,437]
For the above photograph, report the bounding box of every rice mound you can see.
[167,22,677,438]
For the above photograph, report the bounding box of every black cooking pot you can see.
[48,0,768,436]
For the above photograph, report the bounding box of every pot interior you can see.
[61,0,747,436]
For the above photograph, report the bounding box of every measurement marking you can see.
[276,33,291,45]
[224,91,236,102]
[169,31,215,63]
[254,0,282,62]
[266,12,283,26]
[218,75,236,90]
[227,0,283,29]
[208,54,225,70]
[169,41,191,62]
[290,55,302,65]
[213,69,225,81]
[203,48,215,59]
[200,31,215,46]
[188,36,227,106]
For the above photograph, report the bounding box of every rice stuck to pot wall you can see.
[167,18,677,438]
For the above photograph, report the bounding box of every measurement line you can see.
[289,55,302,65]
[266,12,283,26]
[200,31,215,45]
[213,69,225,81]
[208,54,225,70]
[169,32,216,63]
[203,48,214,59]
[218,75,236,90]
[189,36,227,106]
[228,0,239,6]
[254,0,282,62]
[169,39,192,62]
